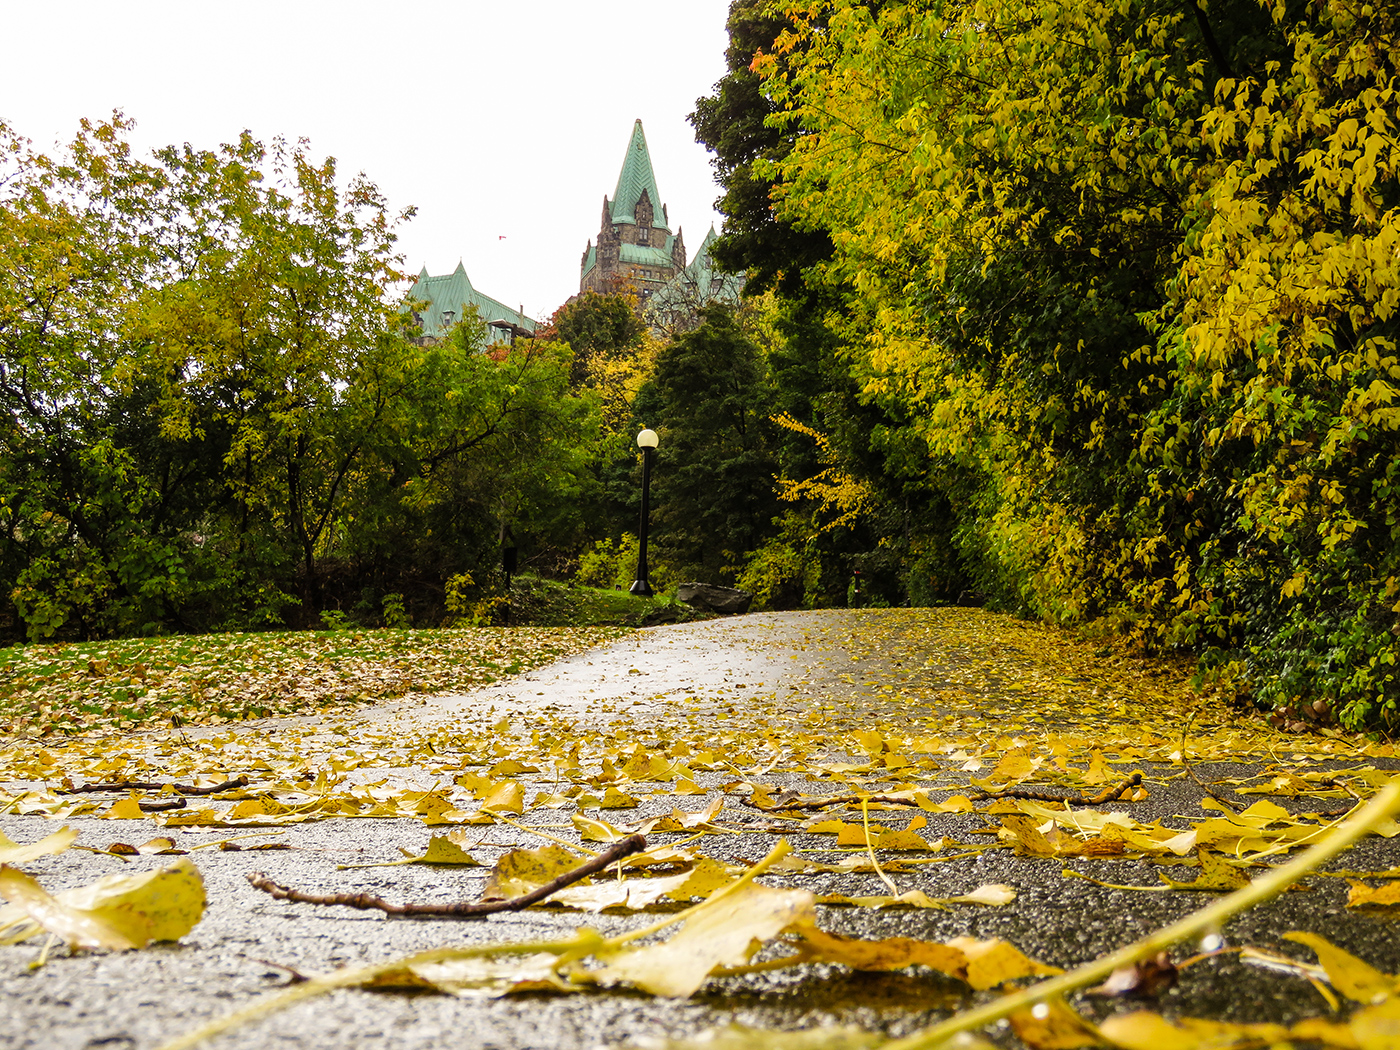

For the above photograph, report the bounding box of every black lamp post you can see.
[629,427,659,596]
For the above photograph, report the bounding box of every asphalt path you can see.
[1,610,1397,1050]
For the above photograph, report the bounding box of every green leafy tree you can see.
[0,115,211,637]
[0,115,600,638]
[633,305,781,582]
[547,291,644,388]
[692,9,970,606]
[129,132,413,616]
[344,327,601,602]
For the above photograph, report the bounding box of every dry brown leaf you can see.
[1084,951,1178,998]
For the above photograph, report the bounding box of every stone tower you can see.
[579,120,686,300]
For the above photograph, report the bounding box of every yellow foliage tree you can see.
[747,0,1400,725]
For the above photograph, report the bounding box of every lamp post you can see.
[629,428,659,596]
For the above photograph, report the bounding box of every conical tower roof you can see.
[608,119,670,232]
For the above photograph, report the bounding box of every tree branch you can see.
[246,833,647,917]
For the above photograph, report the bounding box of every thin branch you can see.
[738,775,1142,814]
[58,776,250,796]
[972,772,1144,807]
[246,833,647,918]
[1180,715,1240,812]
[737,791,915,812]
[138,797,188,813]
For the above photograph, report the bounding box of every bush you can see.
[575,535,673,594]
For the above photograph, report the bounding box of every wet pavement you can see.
[1,610,1397,1050]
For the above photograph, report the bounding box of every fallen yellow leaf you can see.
[0,826,78,865]
[0,858,205,950]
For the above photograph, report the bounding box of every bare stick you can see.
[736,791,868,812]
[1180,714,1240,812]
[1308,777,1366,818]
[743,773,1143,814]
[247,833,647,917]
[972,772,1143,807]
[59,776,250,796]
[138,797,188,813]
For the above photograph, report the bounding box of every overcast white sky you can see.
[0,0,735,322]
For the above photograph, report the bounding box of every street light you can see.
[630,428,659,597]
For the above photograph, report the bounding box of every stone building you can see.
[579,120,687,301]
[644,226,746,335]
[407,262,536,347]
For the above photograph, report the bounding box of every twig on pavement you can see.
[58,776,251,796]
[1179,715,1241,812]
[246,833,647,918]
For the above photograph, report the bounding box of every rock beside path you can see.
[677,582,753,614]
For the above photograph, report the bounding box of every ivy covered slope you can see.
[704,0,1400,727]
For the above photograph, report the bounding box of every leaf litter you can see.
[0,624,626,736]
[1,607,1399,1048]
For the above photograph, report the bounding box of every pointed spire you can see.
[609,119,670,232]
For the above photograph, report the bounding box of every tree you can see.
[733,0,1400,726]
[0,115,601,638]
[692,4,974,607]
[634,305,781,582]
[547,291,644,388]
[129,132,414,617]
[0,115,212,637]
[339,326,601,602]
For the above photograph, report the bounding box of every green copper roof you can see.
[609,120,670,231]
[644,225,745,329]
[409,262,535,341]
[619,243,675,267]
[581,242,597,281]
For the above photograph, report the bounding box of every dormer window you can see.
[638,224,650,245]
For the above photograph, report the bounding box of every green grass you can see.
[508,576,707,628]
[0,577,709,738]
[0,623,628,738]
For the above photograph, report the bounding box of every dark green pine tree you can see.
[633,306,781,584]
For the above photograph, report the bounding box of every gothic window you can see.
[638,225,650,245]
